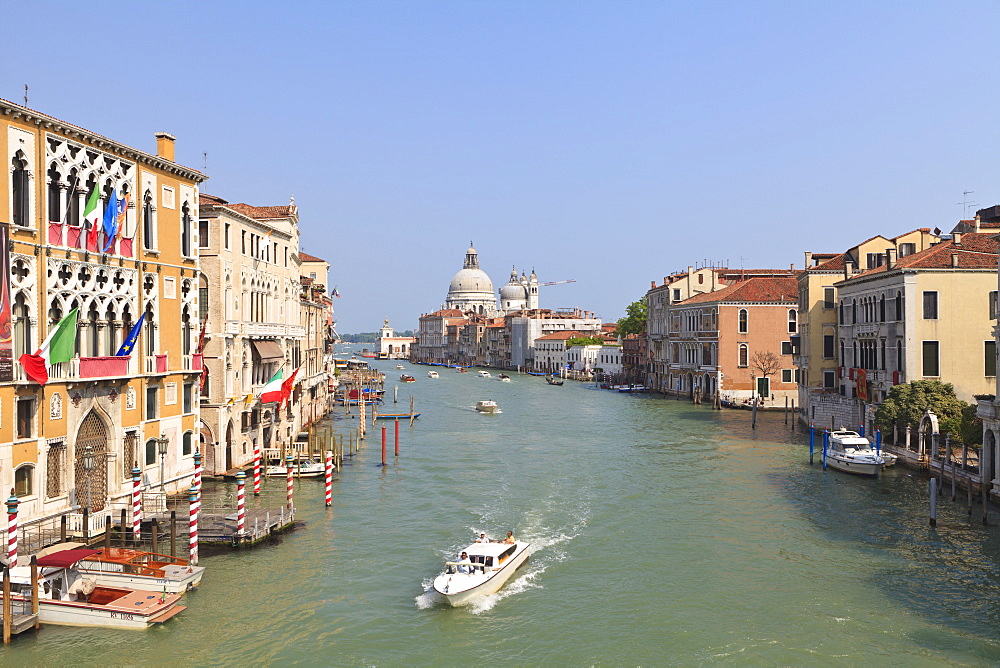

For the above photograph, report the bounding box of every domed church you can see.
[444,243,539,316]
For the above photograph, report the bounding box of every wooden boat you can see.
[265,456,326,478]
[475,400,500,413]
[374,412,421,420]
[75,547,205,593]
[9,549,185,628]
[400,374,416,382]
[546,376,564,386]
[433,540,531,606]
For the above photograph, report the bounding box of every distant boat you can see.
[374,412,421,420]
[396,363,405,369]
[427,371,439,379]
[478,370,492,378]
[546,376,563,386]
[497,373,511,382]
[400,374,416,382]
[475,400,500,413]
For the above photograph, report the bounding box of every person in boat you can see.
[503,531,516,544]
[456,551,473,574]
[475,532,490,543]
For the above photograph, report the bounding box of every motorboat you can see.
[478,370,492,378]
[400,374,416,382]
[8,549,185,628]
[396,363,405,369]
[433,540,531,607]
[497,374,511,382]
[826,430,885,476]
[457,367,468,373]
[427,371,439,379]
[265,456,326,478]
[546,375,564,386]
[67,546,204,593]
[475,400,500,413]
[881,450,899,467]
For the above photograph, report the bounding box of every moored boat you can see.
[432,540,531,606]
[826,429,885,476]
[74,547,205,593]
[265,456,326,478]
[9,549,185,628]
[475,400,499,413]
[374,412,421,420]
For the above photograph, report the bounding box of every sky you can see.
[2,1,998,333]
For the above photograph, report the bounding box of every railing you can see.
[79,355,131,378]
[856,323,880,336]
[145,354,169,374]
[182,354,204,371]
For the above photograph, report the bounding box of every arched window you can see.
[145,304,156,355]
[880,339,886,370]
[181,202,192,257]
[145,439,157,466]
[13,292,31,356]
[199,275,209,323]
[896,340,903,371]
[852,299,857,323]
[787,309,797,333]
[183,431,193,456]
[14,465,33,497]
[182,307,192,356]
[840,339,845,364]
[839,301,845,325]
[738,309,748,333]
[47,163,61,223]
[142,190,154,250]
[87,302,100,357]
[104,303,117,356]
[11,153,29,228]
[895,291,902,321]
[738,343,748,367]
[67,169,81,227]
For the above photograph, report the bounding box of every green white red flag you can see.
[19,308,79,385]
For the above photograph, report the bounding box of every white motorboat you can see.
[881,450,898,467]
[265,457,326,478]
[475,400,499,413]
[478,370,491,378]
[433,540,531,606]
[497,374,511,382]
[38,544,205,593]
[396,363,405,369]
[427,371,439,379]
[826,430,885,476]
[9,549,185,628]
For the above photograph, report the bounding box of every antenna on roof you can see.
[956,190,975,218]
[203,152,208,172]
[23,84,28,106]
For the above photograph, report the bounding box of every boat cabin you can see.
[447,543,519,574]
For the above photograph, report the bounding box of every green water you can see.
[4,359,1000,665]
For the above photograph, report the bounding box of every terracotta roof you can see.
[679,277,799,305]
[199,193,228,207]
[227,202,296,220]
[535,330,585,341]
[811,252,847,271]
[850,233,998,278]
[420,309,465,318]
[299,251,325,262]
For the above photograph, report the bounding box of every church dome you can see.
[444,243,497,316]
[500,267,527,301]
[449,267,494,295]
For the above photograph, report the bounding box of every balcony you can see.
[183,353,204,371]
[145,354,168,374]
[78,356,131,378]
[855,323,880,337]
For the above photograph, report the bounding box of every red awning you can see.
[37,548,101,568]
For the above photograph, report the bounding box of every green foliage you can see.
[874,380,973,441]
[960,403,983,447]
[340,330,414,343]
[566,336,606,347]
[616,298,647,336]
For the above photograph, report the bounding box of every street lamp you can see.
[82,444,95,512]
[157,434,169,491]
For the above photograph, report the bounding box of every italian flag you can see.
[260,368,285,404]
[20,309,79,385]
[82,185,101,229]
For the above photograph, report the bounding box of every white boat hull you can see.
[76,565,205,593]
[826,455,881,476]
[433,542,530,606]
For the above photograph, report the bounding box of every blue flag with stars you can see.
[116,312,145,356]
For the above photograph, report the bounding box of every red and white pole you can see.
[286,454,294,510]
[253,442,261,496]
[235,471,246,536]
[188,483,199,566]
[6,490,18,568]
[131,464,142,541]
[193,450,203,500]
[324,451,333,507]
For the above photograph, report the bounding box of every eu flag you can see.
[116,312,146,356]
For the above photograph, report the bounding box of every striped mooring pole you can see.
[253,442,262,496]
[188,483,199,566]
[324,451,333,507]
[6,490,18,568]
[193,450,203,499]
[235,471,246,536]
[131,464,142,541]
[286,454,294,510]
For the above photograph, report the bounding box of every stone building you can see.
[0,98,206,527]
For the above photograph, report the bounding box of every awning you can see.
[252,340,284,361]
[37,548,100,568]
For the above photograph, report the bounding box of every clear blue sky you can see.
[3,1,997,333]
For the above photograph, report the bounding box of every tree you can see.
[874,380,970,440]
[616,298,647,336]
[750,351,780,378]
[566,336,606,347]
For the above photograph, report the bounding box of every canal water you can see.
[4,359,1000,665]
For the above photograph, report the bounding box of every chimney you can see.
[651,280,656,289]
[155,132,176,162]
[804,251,813,267]
[886,247,897,269]
[790,263,794,271]
[953,232,962,245]
[844,260,855,279]
[952,253,960,267]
